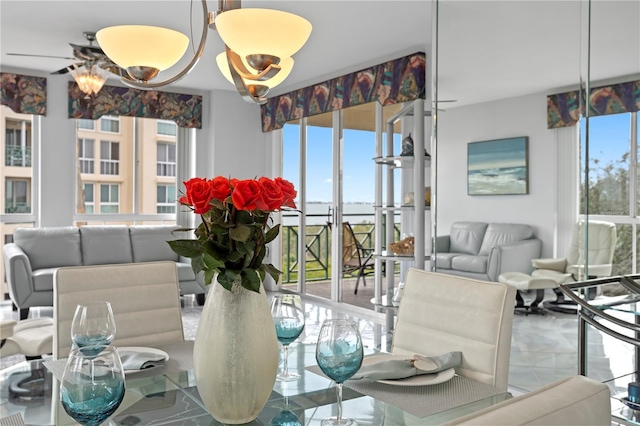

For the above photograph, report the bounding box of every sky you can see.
[283,112,636,203]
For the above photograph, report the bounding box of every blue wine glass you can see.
[315,319,364,426]
[71,301,116,357]
[60,345,126,426]
[271,294,305,382]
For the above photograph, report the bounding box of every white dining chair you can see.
[392,269,516,390]
[443,375,611,425]
[53,261,185,359]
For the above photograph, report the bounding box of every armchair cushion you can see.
[449,222,488,255]
[13,227,82,270]
[531,258,567,272]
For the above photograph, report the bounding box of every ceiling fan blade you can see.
[6,52,76,60]
[50,63,82,75]
[70,43,105,61]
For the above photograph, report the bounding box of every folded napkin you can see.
[119,350,167,371]
[351,351,461,381]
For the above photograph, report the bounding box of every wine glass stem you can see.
[336,382,344,422]
[282,344,290,376]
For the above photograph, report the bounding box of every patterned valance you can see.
[547,80,640,129]
[260,52,426,132]
[1,73,47,116]
[68,83,203,129]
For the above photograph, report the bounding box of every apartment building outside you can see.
[1,105,178,298]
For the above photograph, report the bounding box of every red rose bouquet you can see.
[168,176,297,293]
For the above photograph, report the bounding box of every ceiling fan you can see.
[6,31,124,77]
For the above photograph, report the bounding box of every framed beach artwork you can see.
[467,136,529,195]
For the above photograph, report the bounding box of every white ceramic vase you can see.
[193,279,278,424]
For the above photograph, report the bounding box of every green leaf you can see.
[241,269,261,293]
[218,269,237,292]
[204,269,215,286]
[167,239,204,258]
[265,224,281,243]
[191,255,205,274]
[226,250,244,262]
[203,252,225,270]
[229,225,252,242]
[260,263,282,285]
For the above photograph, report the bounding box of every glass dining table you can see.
[0,341,510,425]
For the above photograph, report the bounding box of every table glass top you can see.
[1,343,510,425]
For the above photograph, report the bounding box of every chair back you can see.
[444,375,611,425]
[53,261,184,359]
[566,220,617,276]
[342,222,365,267]
[392,269,516,390]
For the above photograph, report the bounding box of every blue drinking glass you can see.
[271,294,305,382]
[60,345,126,426]
[315,319,364,426]
[71,301,116,356]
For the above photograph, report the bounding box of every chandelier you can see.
[68,64,109,97]
[96,0,312,104]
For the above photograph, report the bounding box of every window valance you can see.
[68,82,203,129]
[260,52,426,132]
[547,79,640,129]
[1,73,47,116]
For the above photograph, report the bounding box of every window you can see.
[157,120,177,136]
[100,141,120,175]
[5,118,31,167]
[157,185,176,213]
[100,116,120,133]
[78,119,95,130]
[78,138,95,174]
[100,184,119,213]
[83,183,95,213]
[5,179,29,213]
[157,143,176,176]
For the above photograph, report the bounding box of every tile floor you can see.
[1,288,636,399]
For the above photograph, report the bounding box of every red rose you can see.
[231,179,268,211]
[211,176,232,201]
[182,177,215,214]
[274,177,297,209]
[258,177,284,210]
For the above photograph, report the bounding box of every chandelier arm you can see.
[226,47,268,104]
[120,0,209,89]
[226,49,281,81]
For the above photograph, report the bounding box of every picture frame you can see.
[467,136,529,195]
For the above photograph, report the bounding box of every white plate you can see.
[118,346,169,375]
[359,354,455,387]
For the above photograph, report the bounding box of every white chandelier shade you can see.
[96,25,189,71]
[215,8,312,59]
[68,64,108,96]
[216,53,294,89]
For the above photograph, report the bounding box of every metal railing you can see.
[281,213,400,283]
[5,202,31,214]
[5,146,31,167]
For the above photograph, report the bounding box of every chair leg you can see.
[354,268,368,295]
[19,308,29,320]
[196,293,205,306]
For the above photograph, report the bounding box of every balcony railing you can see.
[281,214,400,283]
[5,202,31,214]
[5,146,31,167]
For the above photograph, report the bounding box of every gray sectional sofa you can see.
[434,221,542,282]
[3,225,206,319]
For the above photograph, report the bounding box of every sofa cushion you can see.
[478,223,535,256]
[13,227,82,270]
[434,252,461,270]
[80,226,133,265]
[449,222,488,255]
[130,225,181,263]
[451,254,488,274]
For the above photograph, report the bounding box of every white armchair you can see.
[533,220,617,311]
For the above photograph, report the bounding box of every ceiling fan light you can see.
[69,64,108,96]
[215,52,294,89]
[96,25,189,72]
[215,9,312,59]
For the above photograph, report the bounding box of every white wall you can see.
[436,92,562,257]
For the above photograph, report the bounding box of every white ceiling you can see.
[1,1,638,108]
